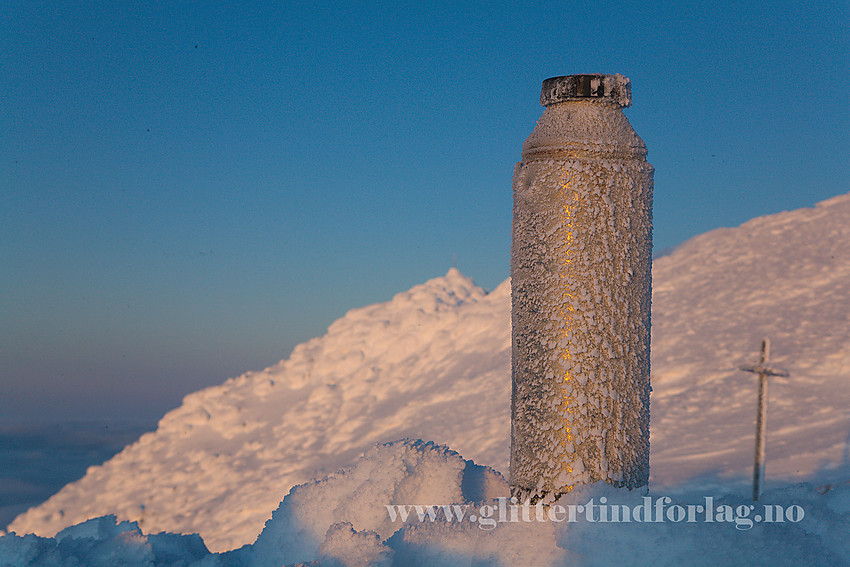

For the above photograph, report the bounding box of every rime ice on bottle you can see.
[510,74,653,503]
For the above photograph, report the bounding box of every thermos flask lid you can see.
[540,74,632,108]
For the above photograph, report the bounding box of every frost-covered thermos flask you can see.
[510,74,653,503]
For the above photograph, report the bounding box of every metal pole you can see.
[740,338,788,501]
[753,368,768,501]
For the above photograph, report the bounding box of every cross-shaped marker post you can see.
[740,338,789,501]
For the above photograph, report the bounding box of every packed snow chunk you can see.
[54,514,139,542]
[0,515,210,567]
[556,482,850,567]
[0,534,60,567]
[316,522,393,567]
[388,509,567,567]
[248,439,506,567]
[147,532,211,566]
[823,481,850,515]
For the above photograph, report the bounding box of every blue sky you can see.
[2,0,847,423]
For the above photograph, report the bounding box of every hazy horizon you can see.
[3,0,847,424]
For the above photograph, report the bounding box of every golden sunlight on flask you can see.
[510,74,653,503]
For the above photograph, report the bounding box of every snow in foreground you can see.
[10,194,850,552]
[1,439,848,566]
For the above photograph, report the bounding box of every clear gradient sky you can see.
[2,1,848,423]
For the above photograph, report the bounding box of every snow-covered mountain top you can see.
[652,191,850,381]
[663,192,850,263]
[10,266,513,551]
[10,193,850,553]
[649,193,850,491]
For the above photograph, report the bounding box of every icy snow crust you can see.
[510,99,653,501]
[1,439,848,566]
[7,193,850,559]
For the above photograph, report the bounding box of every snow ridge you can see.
[10,194,850,552]
[11,269,512,551]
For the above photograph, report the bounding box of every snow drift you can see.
[8,193,850,556]
[2,439,848,566]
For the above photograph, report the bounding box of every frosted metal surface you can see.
[510,76,653,503]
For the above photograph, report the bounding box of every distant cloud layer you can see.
[0,422,150,531]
